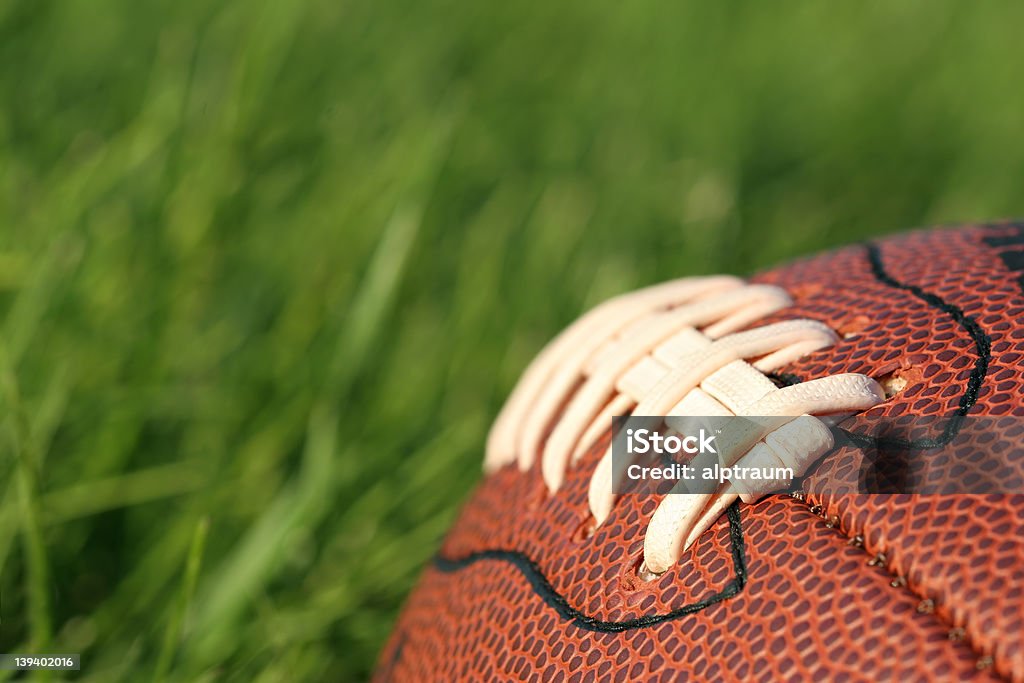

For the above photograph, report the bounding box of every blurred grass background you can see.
[1,1,1024,680]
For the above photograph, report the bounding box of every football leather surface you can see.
[376,224,1024,682]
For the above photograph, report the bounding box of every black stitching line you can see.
[830,243,991,450]
[432,503,747,632]
[764,371,803,388]
[796,239,1000,665]
[866,241,991,416]
[810,241,1005,676]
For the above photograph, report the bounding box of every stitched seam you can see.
[797,240,1002,676]
[799,502,1006,680]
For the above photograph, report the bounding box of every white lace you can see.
[485,277,884,574]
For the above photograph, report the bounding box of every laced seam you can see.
[486,276,885,574]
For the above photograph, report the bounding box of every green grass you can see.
[2,1,1024,680]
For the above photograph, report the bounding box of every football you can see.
[377,224,1024,682]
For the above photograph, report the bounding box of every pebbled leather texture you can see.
[376,224,1024,682]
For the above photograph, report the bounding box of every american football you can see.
[378,224,1024,682]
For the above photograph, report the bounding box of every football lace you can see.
[486,276,885,574]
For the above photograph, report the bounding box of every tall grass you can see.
[1,1,1023,680]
